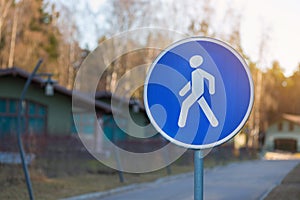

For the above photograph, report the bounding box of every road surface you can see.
[96,160,299,200]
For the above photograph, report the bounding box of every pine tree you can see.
[0,0,81,88]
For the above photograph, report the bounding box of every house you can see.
[0,67,162,154]
[264,114,300,153]
[0,67,111,142]
[95,91,164,152]
[96,91,150,140]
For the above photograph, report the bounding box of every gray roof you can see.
[0,67,112,113]
[282,114,300,125]
[95,91,145,111]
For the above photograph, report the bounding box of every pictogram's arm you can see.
[202,70,215,94]
[179,82,191,96]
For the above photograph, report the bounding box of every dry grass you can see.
[0,163,193,200]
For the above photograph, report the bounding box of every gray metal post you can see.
[102,116,124,183]
[194,150,203,200]
[111,120,124,183]
[17,59,43,200]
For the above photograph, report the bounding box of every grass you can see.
[0,163,193,200]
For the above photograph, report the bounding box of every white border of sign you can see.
[144,37,254,149]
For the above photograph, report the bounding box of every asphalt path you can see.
[96,160,300,200]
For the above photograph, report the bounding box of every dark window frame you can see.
[0,97,48,136]
[278,122,283,131]
[289,122,294,131]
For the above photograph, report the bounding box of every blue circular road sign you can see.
[144,37,254,149]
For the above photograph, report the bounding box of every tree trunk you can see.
[67,42,75,89]
[0,0,12,40]
[0,0,13,69]
[8,5,19,68]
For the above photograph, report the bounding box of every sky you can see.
[72,0,300,77]
[236,0,300,76]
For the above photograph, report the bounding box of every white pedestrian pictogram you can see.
[178,55,219,128]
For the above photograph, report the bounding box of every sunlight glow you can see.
[84,0,300,76]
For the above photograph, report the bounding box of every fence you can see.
[0,134,257,186]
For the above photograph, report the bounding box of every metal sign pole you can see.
[194,150,203,200]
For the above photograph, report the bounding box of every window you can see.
[278,122,283,131]
[9,99,17,113]
[27,101,47,134]
[72,112,95,135]
[274,139,297,152]
[289,122,294,131]
[28,118,46,134]
[0,116,17,137]
[0,99,6,113]
[0,98,47,137]
[28,102,36,115]
[102,115,127,141]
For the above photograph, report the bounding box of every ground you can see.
[265,162,300,200]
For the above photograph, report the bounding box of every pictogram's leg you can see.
[197,97,219,127]
[178,94,198,127]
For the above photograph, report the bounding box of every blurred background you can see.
[0,0,299,199]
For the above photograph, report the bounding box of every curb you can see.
[258,183,278,200]
[60,172,194,200]
[60,184,140,200]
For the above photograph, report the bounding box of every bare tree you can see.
[0,0,13,48]
[188,0,215,37]
[8,0,22,67]
[0,0,13,68]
